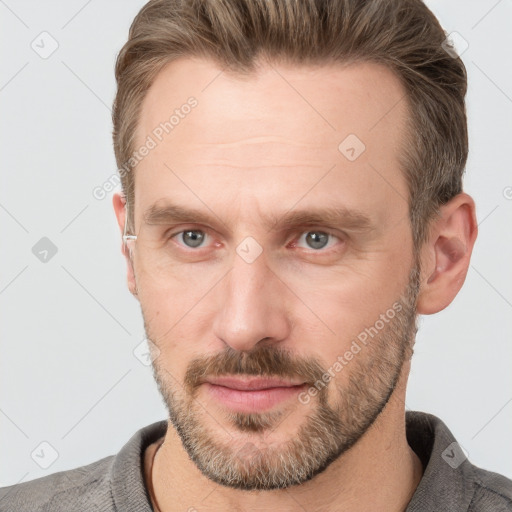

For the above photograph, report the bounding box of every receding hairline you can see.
[132,54,413,168]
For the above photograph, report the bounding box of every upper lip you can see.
[205,376,306,391]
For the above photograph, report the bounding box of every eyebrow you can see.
[142,202,376,233]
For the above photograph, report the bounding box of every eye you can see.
[171,229,209,249]
[167,228,343,253]
[294,230,341,251]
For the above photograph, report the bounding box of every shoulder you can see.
[469,466,512,511]
[405,411,512,511]
[0,419,167,512]
[0,455,114,512]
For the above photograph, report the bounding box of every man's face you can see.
[128,57,420,490]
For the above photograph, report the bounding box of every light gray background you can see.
[1,0,511,487]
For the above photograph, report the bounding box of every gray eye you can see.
[305,231,329,250]
[180,230,205,248]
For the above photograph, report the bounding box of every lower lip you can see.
[204,383,307,413]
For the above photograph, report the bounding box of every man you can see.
[1,0,511,510]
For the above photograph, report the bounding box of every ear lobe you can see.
[416,193,478,315]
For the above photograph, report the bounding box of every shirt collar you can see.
[107,411,476,511]
[405,410,476,511]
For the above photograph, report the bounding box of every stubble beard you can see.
[145,264,420,490]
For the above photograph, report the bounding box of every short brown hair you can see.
[112,0,468,254]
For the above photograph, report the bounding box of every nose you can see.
[212,250,291,353]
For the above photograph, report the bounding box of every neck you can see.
[152,362,423,512]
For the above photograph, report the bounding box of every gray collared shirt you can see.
[1,411,511,511]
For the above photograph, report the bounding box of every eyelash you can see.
[167,227,345,253]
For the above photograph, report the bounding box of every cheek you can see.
[138,285,183,352]
[290,265,400,328]
[137,262,220,318]
[284,265,407,361]
[138,282,215,364]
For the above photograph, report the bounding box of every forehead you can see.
[133,57,410,226]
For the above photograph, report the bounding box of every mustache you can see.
[183,344,327,394]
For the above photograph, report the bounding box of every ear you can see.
[416,192,478,315]
[112,191,138,298]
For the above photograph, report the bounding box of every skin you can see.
[113,56,477,511]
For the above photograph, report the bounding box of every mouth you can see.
[202,376,308,412]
